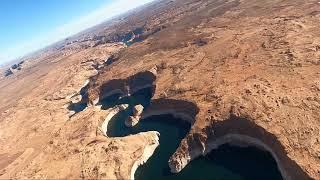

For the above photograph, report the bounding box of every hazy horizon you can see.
[0,0,154,65]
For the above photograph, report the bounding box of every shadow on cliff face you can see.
[174,143,283,180]
[94,70,157,106]
[187,115,311,180]
[128,71,157,93]
[95,73,289,180]
[142,98,199,125]
[67,68,158,115]
[107,25,166,47]
[105,27,145,45]
[67,82,90,116]
[100,86,155,111]
[106,98,198,137]
[86,66,299,179]
[210,144,282,179]
[102,98,199,180]
[98,79,127,101]
[104,99,286,180]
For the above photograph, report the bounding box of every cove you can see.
[68,82,89,116]
[100,88,283,180]
[123,27,145,46]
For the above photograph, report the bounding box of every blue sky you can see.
[0,0,153,65]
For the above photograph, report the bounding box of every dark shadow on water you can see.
[68,103,87,113]
[203,116,311,180]
[123,27,145,46]
[100,87,284,180]
[153,143,283,180]
[205,144,283,180]
[99,93,123,110]
[100,86,153,110]
[107,112,283,180]
[68,82,89,115]
[104,87,154,137]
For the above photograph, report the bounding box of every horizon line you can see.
[0,0,155,66]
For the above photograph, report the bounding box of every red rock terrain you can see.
[0,0,319,179]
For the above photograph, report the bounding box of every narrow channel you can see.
[100,87,283,180]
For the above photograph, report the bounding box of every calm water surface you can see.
[101,88,283,180]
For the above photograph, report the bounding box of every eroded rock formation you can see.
[125,105,144,127]
[168,116,311,180]
[88,67,157,106]
[3,61,25,77]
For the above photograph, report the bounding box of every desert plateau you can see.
[0,0,320,179]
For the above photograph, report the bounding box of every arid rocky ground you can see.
[0,0,319,179]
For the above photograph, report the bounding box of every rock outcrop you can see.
[125,115,140,127]
[125,104,144,127]
[3,61,25,77]
[133,105,144,117]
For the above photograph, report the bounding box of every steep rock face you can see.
[168,116,312,180]
[88,68,157,105]
[141,99,199,124]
